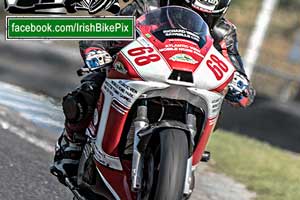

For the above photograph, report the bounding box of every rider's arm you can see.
[212,18,246,76]
[213,19,255,107]
[223,27,246,75]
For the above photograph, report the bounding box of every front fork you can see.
[131,101,197,195]
[184,104,197,195]
[131,100,149,191]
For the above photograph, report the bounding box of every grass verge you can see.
[207,130,300,200]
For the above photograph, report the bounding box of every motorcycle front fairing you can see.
[89,6,236,199]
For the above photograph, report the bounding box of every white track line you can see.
[244,0,279,78]
[0,81,63,153]
[0,81,64,132]
[0,119,54,153]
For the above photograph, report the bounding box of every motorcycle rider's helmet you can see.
[160,0,232,28]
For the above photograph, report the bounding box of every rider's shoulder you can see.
[212,18,237,41]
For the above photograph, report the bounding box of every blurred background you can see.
[230,0,300,102]
[0,0,300,200]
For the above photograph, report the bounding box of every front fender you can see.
[137,120,194,156]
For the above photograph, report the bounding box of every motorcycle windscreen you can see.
[136,6,210,48]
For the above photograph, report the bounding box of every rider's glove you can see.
[78,48,112,76]
[225,72,255,107]
[85,48,112,69]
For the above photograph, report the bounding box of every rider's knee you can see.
[62,81,101,123]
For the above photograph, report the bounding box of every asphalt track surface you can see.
[0,106,73,200]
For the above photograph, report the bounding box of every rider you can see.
[51,0,255,184]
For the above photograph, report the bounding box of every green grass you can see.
[207,130,300,200]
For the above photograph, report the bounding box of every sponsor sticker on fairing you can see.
[114,61,128,74]
[169,53,199,64]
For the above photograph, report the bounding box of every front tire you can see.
[143,129,189,200]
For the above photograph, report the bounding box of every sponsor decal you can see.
[114,61,127,74]
[159,43,204,58]
[170,54,199,64]
[163,29,200,43]
[145,33,152,38]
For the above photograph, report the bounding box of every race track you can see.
[0,105,72,200]
[0,82,255,200]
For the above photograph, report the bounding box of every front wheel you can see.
[142,129,189,200]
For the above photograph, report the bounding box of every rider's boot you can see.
[50,127,86,185]
[50,71,103,185]
[50,89,91,184]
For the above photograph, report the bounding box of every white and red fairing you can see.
[89,6,236,200]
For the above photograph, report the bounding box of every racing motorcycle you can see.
[66,6,236,200]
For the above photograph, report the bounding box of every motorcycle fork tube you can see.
[131,100,149,191]
[184,103,196,195]
[186,103,197,141]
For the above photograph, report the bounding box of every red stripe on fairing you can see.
[192,117,218,166]
[220,40,231,64]
[96,163,135,200]
[108,68,132,80]
[113,98,130,111]
[87,93,105,138]
[102,101,129,156]
[211,71,235,93]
